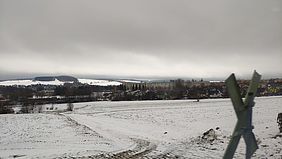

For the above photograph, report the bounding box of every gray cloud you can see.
[0,0,281,79]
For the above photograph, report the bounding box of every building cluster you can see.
[0,78,282,112]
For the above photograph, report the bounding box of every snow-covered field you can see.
[0,79,68,86]
[0,78,143,86]
[0,78,122,86]
[78,79,121,86]
[1,96,281,158]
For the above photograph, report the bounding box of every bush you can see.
[66,103,74,111]
[20,104,35,113]
[0,105,14,114]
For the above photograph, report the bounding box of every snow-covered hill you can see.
[0,78,142,86]
[0,79,68,86]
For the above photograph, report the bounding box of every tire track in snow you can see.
[60,113,159,159]
[84,139,157,159]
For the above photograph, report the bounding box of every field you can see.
[1,96,282,158]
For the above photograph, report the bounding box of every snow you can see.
[0,79,70,86]
[209,80,224,83]
[0,80,32,86]
[0,78,123,86]
[1,96,282,158]
[118,79,142,83]
[0,114,120,159]
[78,79,122,86]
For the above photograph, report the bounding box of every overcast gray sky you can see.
[0,0,281,80]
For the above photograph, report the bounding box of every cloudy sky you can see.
[0,0,281,80]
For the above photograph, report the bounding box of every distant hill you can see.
[34,76,78,82]
[34,76,56,81]
[0,76,144,86]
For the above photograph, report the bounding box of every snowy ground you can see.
[77,79,121,86]
[0,79,68,86]
[0,114,125,159]
[1,96,281,158]
[0,78,124,86]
